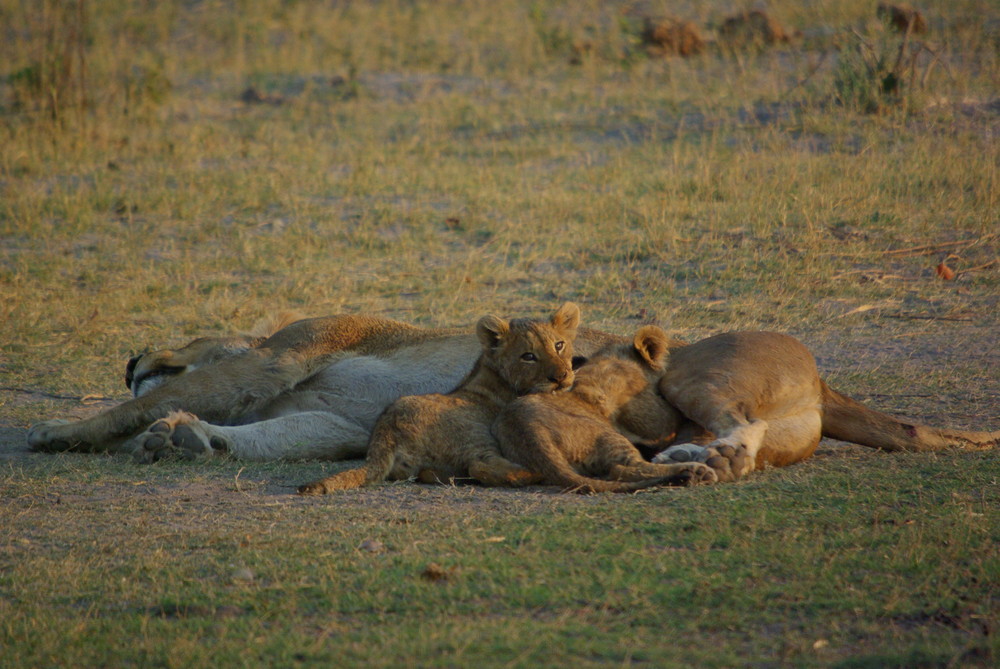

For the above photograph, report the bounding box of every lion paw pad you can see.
[133,412,226,463]
[703,443,751,482]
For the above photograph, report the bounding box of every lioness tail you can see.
[820,381,1000,452]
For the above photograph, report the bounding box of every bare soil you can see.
[4,321,996,516]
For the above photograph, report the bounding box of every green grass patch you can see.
[1,0,998,665]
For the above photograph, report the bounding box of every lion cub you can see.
[298,303,581,494]
[493,325,717,493]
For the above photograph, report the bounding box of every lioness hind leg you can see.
[652,420,766,482]
[133,411,230,463]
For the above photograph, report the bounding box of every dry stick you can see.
[920,43,956,87]
[886,314,973,322]
[891,20,912,82]
[76,0,88,111]
[881,234,998,258]
[779,50,830,101]
[958,259,1000,275]
[830,269,906,279]
[0,386,114,402]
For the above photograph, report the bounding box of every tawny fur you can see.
[494,326,717,493]
[651,332,999,479]
[297,303,582,495]
[28,310,998,476]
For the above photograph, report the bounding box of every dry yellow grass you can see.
[1,1,998,665]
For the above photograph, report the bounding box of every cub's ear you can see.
[476,314,510,349]
[633,325,670,370]
[551,301,581,332]
[571,355,589,370]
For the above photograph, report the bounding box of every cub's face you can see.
[476,302,582,395]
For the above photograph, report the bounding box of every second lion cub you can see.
[298,302,581,494]
[494,325,718,493]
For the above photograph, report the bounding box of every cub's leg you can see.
[134,411,371,463]
[468,453,543,487]
[607,460,718,485]
[298,399,428,495]
[598,434,717,485]
[415,459,539,487]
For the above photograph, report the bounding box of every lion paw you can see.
[133,412,230,463]
[652,441,752,482]
[702,443,751,483]
[27,420,80,452]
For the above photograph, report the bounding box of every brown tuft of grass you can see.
[718,10,795,48]
[877,2,929,35]
[640,15,705,57]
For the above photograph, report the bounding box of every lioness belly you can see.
[259,342,479,428]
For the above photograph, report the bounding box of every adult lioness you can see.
[27,311,999,479]
[298,303,580,495]
[494,325,719,493]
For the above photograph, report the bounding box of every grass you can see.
[1,0,998,666]
[2,449,997,667]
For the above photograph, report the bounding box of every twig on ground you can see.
[882,235,996,257]
[779,50,830,100]
[830,269,906,281]
[958,259,999,275]
[886,314,974,322]
[0,386,115,402]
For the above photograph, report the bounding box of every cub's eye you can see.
[521,352,537,362]
[554,341,565,352]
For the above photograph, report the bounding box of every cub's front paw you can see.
[661,462,718,486]
[133,412,230,463]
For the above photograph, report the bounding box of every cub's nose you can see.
[548,368,573,389]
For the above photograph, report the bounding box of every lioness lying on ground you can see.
[298,303,581,494]
[27,309,999,481]
[494,325,719,493]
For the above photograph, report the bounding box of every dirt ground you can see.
[4,322,997,512]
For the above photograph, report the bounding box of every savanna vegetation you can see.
[1,1,997,666]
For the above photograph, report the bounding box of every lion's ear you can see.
[551,302,581,332]
[633,325,669,370]
[476,314,510,349]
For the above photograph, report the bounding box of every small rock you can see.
[358,539,384,553]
